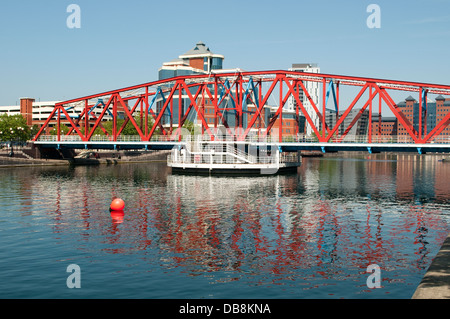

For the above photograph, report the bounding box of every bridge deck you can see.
[277,142,450,154]
[33,140,183,150]
[33,139,450,153]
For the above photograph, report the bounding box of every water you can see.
[0,153,449,299]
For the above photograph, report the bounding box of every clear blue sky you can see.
[1,0,449,105]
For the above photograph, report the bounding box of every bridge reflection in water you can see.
[24,154,450,298]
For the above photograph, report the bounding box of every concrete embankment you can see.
[412,232,450,299]
[70,150,169,165]
[0,156,69,168]
[0,150,170,168]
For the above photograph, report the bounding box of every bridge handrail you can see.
[167,154,281,165]
[35,135,183,143]
[183,134,450,144]
[34,134,450,144]
[167,151,299,166]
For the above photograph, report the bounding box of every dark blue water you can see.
[0,153,449,299]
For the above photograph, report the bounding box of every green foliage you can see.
[311,130,322,142]
[49,124,71,135]
[89,115,157,136]
[311,130,337,142]
[0,114,31,143]
[283,135,295,142]
[41,115,159,138]
[182,120,195,135]
[30,124,40,137]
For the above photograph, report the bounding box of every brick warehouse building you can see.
[397,95,450,140]
[365,95,450,141]
[371,115,398,141]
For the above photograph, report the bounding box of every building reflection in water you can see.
[26,155,450,290]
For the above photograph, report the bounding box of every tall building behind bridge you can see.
[287,63,320,136]
[157,42,307,137]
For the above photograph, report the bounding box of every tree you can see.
[30,124,40,138]
[0,114,31,144]
[47,115,159,138]
[49,124,71,135]
[311,130,337,142]
[89,115,158,137]
[182,120,196,136]
[311,130,322,142]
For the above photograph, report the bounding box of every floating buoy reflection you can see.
[110,210,125,224]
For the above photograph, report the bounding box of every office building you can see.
[325,108,369,138]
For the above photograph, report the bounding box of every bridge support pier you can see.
[34,144,76,160]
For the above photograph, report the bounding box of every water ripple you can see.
[0,155,449,298]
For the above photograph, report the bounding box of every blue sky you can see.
[1,0,450,105]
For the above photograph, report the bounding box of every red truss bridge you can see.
[33,70,450,154]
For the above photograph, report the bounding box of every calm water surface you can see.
[0,153,449,299]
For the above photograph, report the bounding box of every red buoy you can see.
[110,198,125,211]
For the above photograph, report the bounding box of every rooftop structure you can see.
[159,41,225,80]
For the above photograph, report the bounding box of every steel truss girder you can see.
[33,70,450,145]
